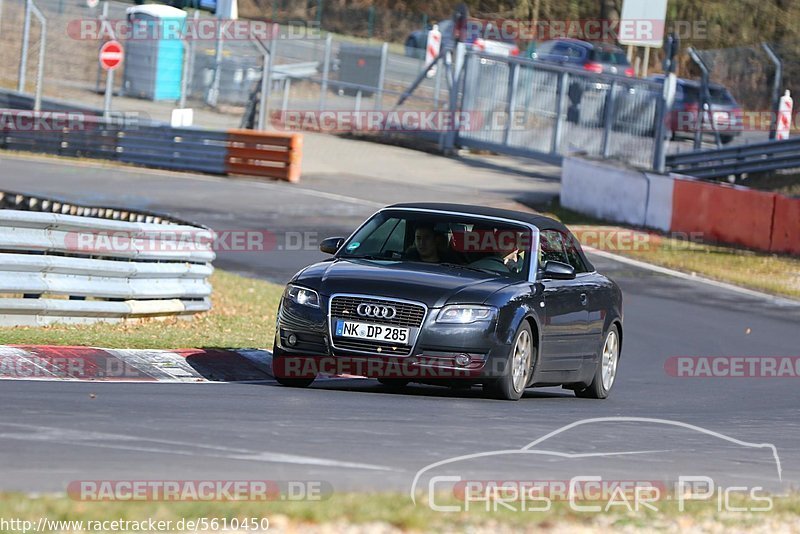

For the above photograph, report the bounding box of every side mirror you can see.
[319,237,345,255]
[541,260,576,280]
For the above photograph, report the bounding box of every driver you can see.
[407,224,459,263]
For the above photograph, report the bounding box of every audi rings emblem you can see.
[357,303,397,319]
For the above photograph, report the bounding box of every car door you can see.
[537,230,590,372]
[562,230,606,364]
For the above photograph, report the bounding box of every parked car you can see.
[273,203,624,401]
[649,75,743,144]
[404,20,519,59]
[532,38,634,77]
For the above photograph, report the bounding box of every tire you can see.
[378,378,409,388]
[720,134,736,145]
[271,344,317,388]
[575,324,620,399]
[483,322,535,401]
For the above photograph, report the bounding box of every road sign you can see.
[618,0,669,48]
[99,40,123,71]
[86,0,99,8]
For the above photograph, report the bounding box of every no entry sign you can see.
[99,40,123,71]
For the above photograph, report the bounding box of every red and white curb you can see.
[0,345,271,382]
[0,346,362,383]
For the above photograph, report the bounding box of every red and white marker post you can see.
[99,40,123,118]
[777,90,793,141]
[425,24,441,78]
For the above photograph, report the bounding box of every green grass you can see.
[0,271,284,349]
[540,203,800,300]
[0,492,798,532]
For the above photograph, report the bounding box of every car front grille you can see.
[329,295,427,356]
[329,296,426,328]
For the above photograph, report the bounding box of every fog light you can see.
[287,333,298,347]
[455,354,471,367]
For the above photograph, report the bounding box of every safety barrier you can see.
[770,195,800,256]
[0,191,215,326]
[225,129,303,183]
[562,157,799,256]
[0,110,303,182]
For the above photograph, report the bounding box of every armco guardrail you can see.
[0,191,215,326]
[0,111,303,182]
[665,137,800,179]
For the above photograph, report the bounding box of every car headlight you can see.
[284,284,320,308]
[436,305,497,324]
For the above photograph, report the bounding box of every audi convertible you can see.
[273,203,623,401]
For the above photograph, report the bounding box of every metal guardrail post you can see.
[600,81,617,158]
[18,0,32,92]
[319,33,332,112]
[763,43,783,141]
[376,42,388,110]
[502,62,519,146]
[551,72,568,155]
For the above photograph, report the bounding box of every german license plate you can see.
[335,320,410,345]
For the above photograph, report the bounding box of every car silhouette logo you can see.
[357,303,397,319]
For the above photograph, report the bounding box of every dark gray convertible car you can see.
[273,203,623,401]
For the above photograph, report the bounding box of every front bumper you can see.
[275,296,511,381]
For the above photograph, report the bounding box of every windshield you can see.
[338,211,533,281]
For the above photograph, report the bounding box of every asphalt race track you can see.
[1,155,799,496]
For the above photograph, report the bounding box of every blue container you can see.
[123,5,186,101]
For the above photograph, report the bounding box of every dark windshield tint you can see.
[590,49,630,65]
[339,211,533,280]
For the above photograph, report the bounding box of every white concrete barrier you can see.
[561,157,649,226]
[643,172,677,232]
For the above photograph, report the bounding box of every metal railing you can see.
[457,51,664,168]
[665,137,800,179]
[0,191,215,326]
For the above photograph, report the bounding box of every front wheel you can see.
[271,345,317,388]
[575,324,620,399]
[483,322,534,401]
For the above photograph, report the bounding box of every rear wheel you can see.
[575,324,620,399]
[483,323,534,401]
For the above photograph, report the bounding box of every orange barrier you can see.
[671,179,777,251]
[770,195,800,256]
[225,129,302,183]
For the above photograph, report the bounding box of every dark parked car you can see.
[649,75,743,144]
[273,204,624,401]
[532,38,634,77]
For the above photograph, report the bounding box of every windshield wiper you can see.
[439,262,498,275]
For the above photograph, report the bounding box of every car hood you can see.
[294,259,516,308]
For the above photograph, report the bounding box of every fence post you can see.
[600,81,617,158]
[763,43,783,141]
[375,42,388,110]
[257,24,277,131]
[502,62,519,146]
[28,2,45,111]
[652,74,675,174]
[319,33,332,112]
[18,0,32,92]
[551,71,568,155]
